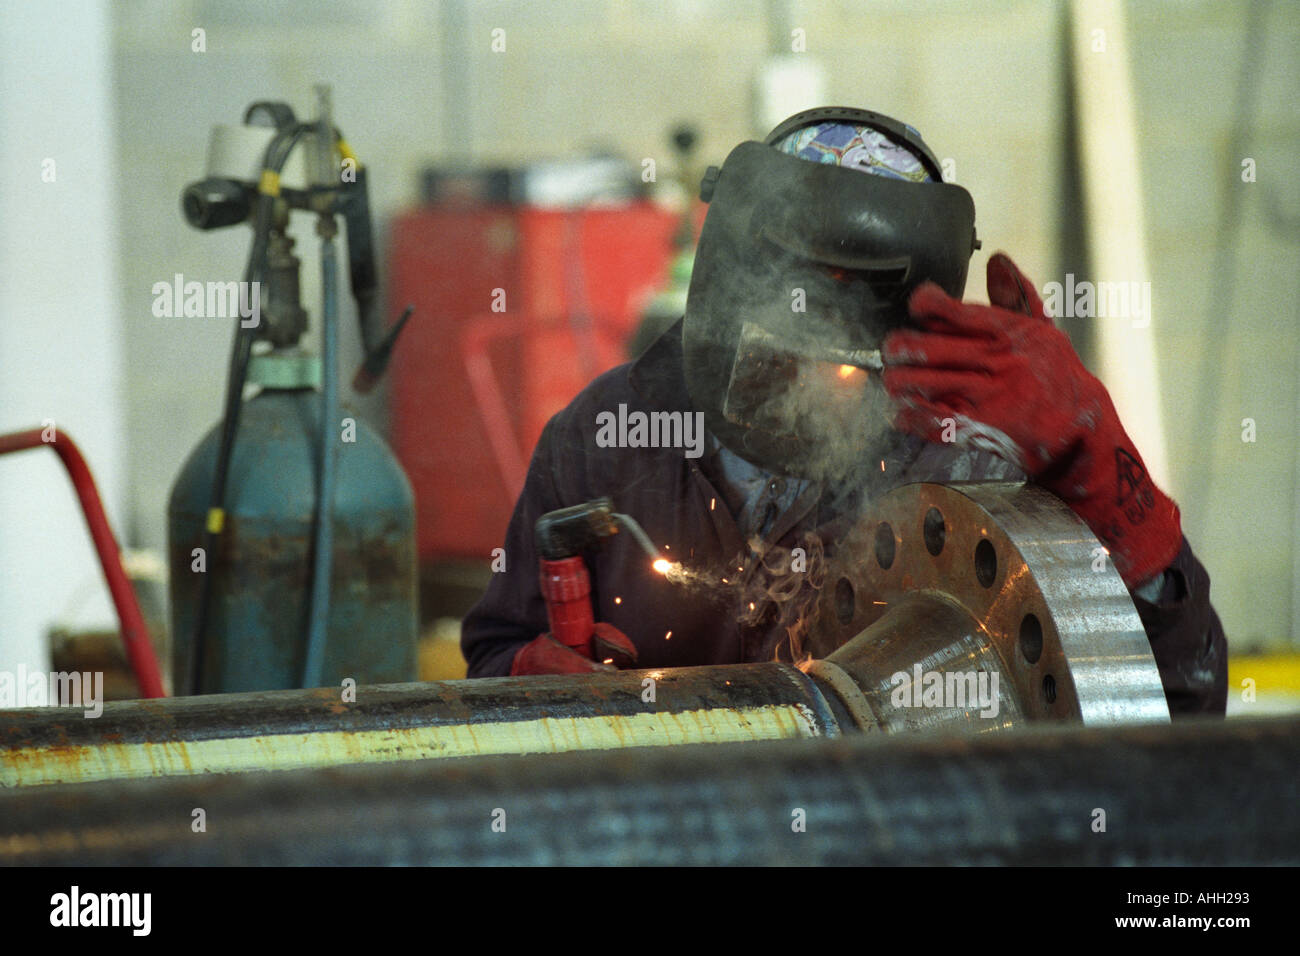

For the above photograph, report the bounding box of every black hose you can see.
[301,219,340,688]
[185,124,312,696]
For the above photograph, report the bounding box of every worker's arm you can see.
[1128,538,1228,715]
[461,401,636,677]
[885,252,1227,715]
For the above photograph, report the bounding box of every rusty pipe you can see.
[0,582,1161,789]
[0,665,844,788]
[1,715,1295,866]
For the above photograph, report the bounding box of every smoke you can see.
[688,223,907,487]
[657,529,830,664]
[733,339,897,485]
[658,561,722,589]
[743,530,827,664]
[680,174,921,656]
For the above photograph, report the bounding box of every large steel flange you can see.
[804,482,1169,730]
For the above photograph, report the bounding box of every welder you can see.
[461,106,1227,716]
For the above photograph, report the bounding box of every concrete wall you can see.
[1127,0,1300,650]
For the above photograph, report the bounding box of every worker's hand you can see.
[510,622,639,676]
[881,252,1181,588]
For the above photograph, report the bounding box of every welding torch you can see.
[532,497,664,660]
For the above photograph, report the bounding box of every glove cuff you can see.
[1057,440,1182,589]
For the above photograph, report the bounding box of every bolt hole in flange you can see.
[1019,613,1043,664]
[923,507,945,556]
[835,577,855,626]
[974,538,997,588]
[1042,674,1057,705]
[874,522,895,569]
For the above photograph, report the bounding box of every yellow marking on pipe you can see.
[0,705,820,788]
[205,508,225,534]
[258,169,281,197]
[336,138,360,169]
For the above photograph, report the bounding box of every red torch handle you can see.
[538,556,596,658]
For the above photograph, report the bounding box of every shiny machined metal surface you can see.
[809,482,1169,727]
[1,715,1292,866]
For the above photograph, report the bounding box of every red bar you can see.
[0,428,167,698]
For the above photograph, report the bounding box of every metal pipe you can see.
[2,715,1294,866]
[0,665,841,788]
[611,512,661,561]
[462,314,530,497]
[0,429,166,699]
[302,85,340,689]
[302,229,339,688]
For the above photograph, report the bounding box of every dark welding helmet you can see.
[682,106,980,480]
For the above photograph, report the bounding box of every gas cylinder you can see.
[168,364,417,694]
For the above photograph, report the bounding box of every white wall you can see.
[1128,0,1300,650]
[0,0,126,669]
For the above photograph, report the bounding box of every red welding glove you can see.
[881,252,1181,589]
[510,623,639,676]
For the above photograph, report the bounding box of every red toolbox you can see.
[388,202,680,562]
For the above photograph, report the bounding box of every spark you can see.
[665,630,672,640]
[873,600,887,606]
[880,460,885,472]
[653,559,672,574]
[710,497,716,511]
[748,602,755,611]
[614,596,622,604]
[838,364,856,379]
[602,658,613,664]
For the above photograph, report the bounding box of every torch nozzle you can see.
[612,512,662,562]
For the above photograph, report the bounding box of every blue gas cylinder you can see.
[168,378,418,693]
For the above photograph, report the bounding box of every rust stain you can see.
[2,704,814,788]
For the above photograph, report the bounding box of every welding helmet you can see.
[682,106,980,479]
